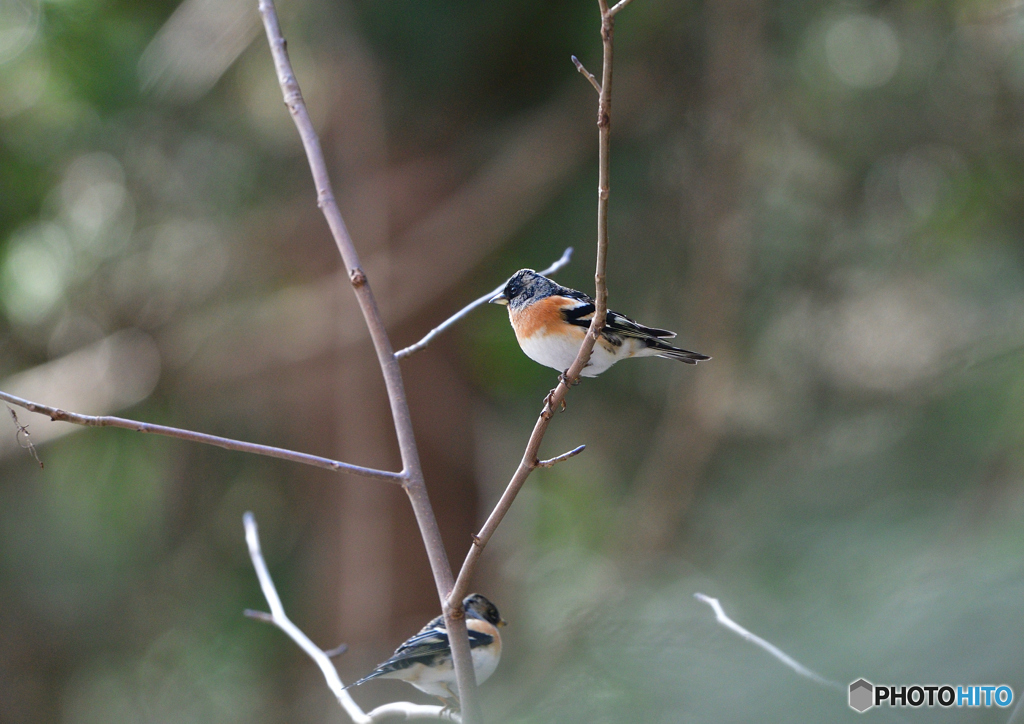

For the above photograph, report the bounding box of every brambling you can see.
[347,593,505,707]
[490,269,710,377]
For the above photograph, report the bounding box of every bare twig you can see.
[449,0,619,608]
[7,405,43,468]
[1008,691,1024,724]
[244,513,457,723]
[693,593,842,690]
[255,2,480,719]
[0,390,402,482]
[395,247,574,360]
[243,609,275,623]
[324,643,350,658]
[535,444,586,468]
[364,703,459,721]
[607,0,636,16]
[244,512,366,721]
[571,56,601,94]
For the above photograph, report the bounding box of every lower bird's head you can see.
[464,593,506,627]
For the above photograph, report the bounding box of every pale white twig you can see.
[1008,691,1024,724]
[395,247,574,360]
[607,0,636,16]
[694,593,842,690]
[365,703,459,721]
[243,513,458,723]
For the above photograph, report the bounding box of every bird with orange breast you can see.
[490,269,709,376]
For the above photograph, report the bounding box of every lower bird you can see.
[346,593,505,709]
[490,269,710,377]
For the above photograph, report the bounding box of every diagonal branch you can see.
[1008,691,1024,724]
[243,513,457,723]
[693,593,842,690]
[395,247,574,360]
[0,390,404,482]
[448,0,619,608]
[255,2,481,720]
[607,0,636,17]
[536,444,586,468]
[571,56,601,94]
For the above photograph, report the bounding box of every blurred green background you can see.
[2,0,1024,722]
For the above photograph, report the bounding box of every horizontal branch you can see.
[395,247,573,360]
[0,390,404,483]
[693,593,841,690]
[365,703,459,721]
[244,513,457,723]
[536,444,586,468]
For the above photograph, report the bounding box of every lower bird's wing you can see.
[347,623,496,686]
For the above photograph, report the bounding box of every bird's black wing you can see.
[351,623,495,684]
[557,288,677,340]
[389,625,495,661]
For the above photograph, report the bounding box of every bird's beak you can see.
[489,291,509,305]
[498,618,508,627]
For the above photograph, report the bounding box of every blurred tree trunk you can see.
[623,0,766,558]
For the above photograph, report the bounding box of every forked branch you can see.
[255,1,480,718]
[244,513,458,722]
[607,0,636,17]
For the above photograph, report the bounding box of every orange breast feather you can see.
[510,295,572,340]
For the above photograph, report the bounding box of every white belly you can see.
[391,660,457,699]
[384,641,501,698]
[471,644,500,685]
[517,328,633,377]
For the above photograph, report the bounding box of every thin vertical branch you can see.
[449,0,619,606]
[593,0,613,336]
[255,3,480,721]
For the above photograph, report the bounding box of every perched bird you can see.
[490,269,710,377]
[346,593,505,707]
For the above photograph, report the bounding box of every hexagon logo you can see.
[849,679,874,713]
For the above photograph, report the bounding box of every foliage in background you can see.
[2,0,1024,722]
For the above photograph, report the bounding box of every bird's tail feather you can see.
[653,345,710,364]
[344,671,383,690]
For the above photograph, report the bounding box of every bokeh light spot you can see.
[2,222,72,324]
[825,15,901,88]
[0,0,39,65]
